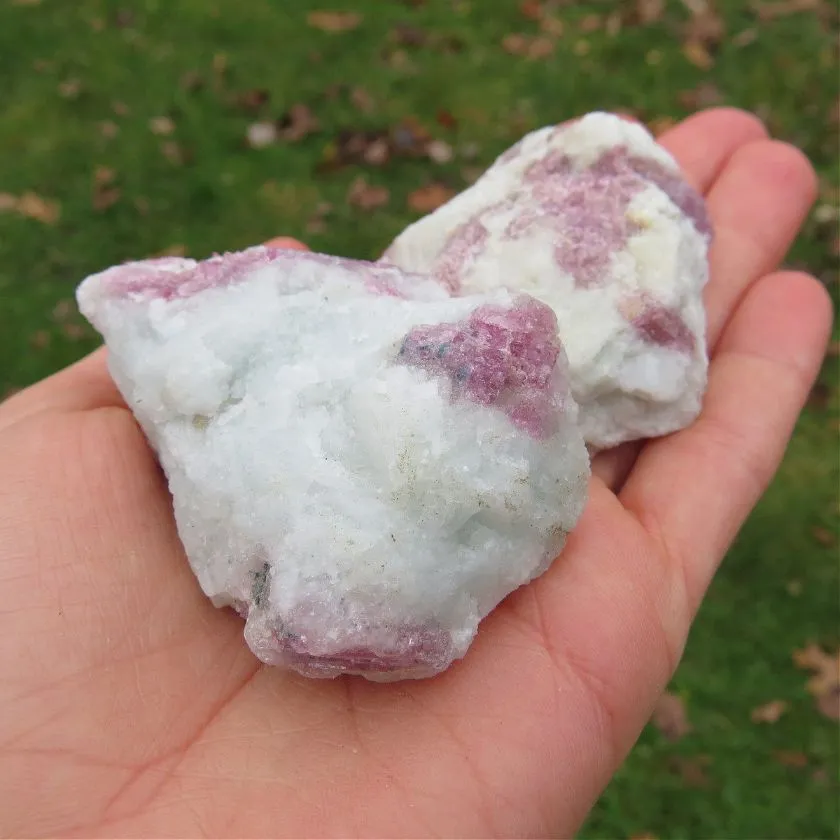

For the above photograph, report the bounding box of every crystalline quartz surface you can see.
[77,246,590,680]
[384,112,713,449]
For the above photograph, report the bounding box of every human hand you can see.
[0,108,831,838]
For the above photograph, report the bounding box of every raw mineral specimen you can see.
[77,246,590,680]
[384,112,712,449]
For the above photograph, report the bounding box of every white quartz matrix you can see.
[385,112,713,449]
[77,247,590,681]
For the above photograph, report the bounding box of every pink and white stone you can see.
[384,112,712,449]
[77,246,590,680]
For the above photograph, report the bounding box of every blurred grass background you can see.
[0,1,837,836]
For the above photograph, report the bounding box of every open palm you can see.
[0,108,831,838]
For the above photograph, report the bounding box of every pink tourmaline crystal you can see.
[384,112,712,449]
[77,246,590,681]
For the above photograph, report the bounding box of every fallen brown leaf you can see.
[58,78,82,99]
[363,137,390,166]
[321,129,390,169]
[651,691,692,741]
[683,0,726,46]
[99,120,119,139]
[306,201,333,235]
[16,192,61,224]
[519,0,543,20]
[773,750,809,768]
[61,323,87,341]
[786,579,803,596]
[436,109,458,130]
[793,643,840,720]
[502,33,556,59]
[637,0,665,23]
[50,300,73,322]
[161,141,185,165]
[579,13,603,33]
[156,244,188,258]
[812,526,836,547]
[390,22,427,47]
[540,15,565,37]
[732,27,758,46]
[93,186,121,211]
[94,166,115,186]
[605,12,622,36]
[750,699,788,723]
[816,688,840,721]
[278,103,319,142]
[683,40,713,69]
[149,116,175,136]
[307,10,362,32]
[350,86,376,114]
[751,0,821,19]
[30,330,50,350]
[347,176,390,210]
[407,183,455,213]
[666,754,711,788]
[234,88,270,113]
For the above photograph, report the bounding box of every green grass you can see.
[1,1,837,836]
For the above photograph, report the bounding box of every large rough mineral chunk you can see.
[383,112,712,449]
[77,246,590,681]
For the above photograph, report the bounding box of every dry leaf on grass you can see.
[346,176,390,210]
[751,0,822,19]
[350,86,376,114]
[637,0,665,23]
[666,754,712,788]
[750,700,788,723]
[773,750,809,768]
[17,193,54,225]
[58,78,82,99]
[793,643,840,720]
[651,691,692,741]
[155,244,188,258]
[279,104,320,142]
[407,183,455,213]
[0,192,61,224]
[811,526,836,547]
[683,40,713,69]
[307,11,362,32]
[519,0,543,20]
[502,33,556,59]
[149,116,175,136]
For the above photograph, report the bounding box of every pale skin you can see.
[0,108,832,838]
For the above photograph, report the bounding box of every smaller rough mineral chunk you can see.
[384,112,712,449]
[77,246,590,681]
